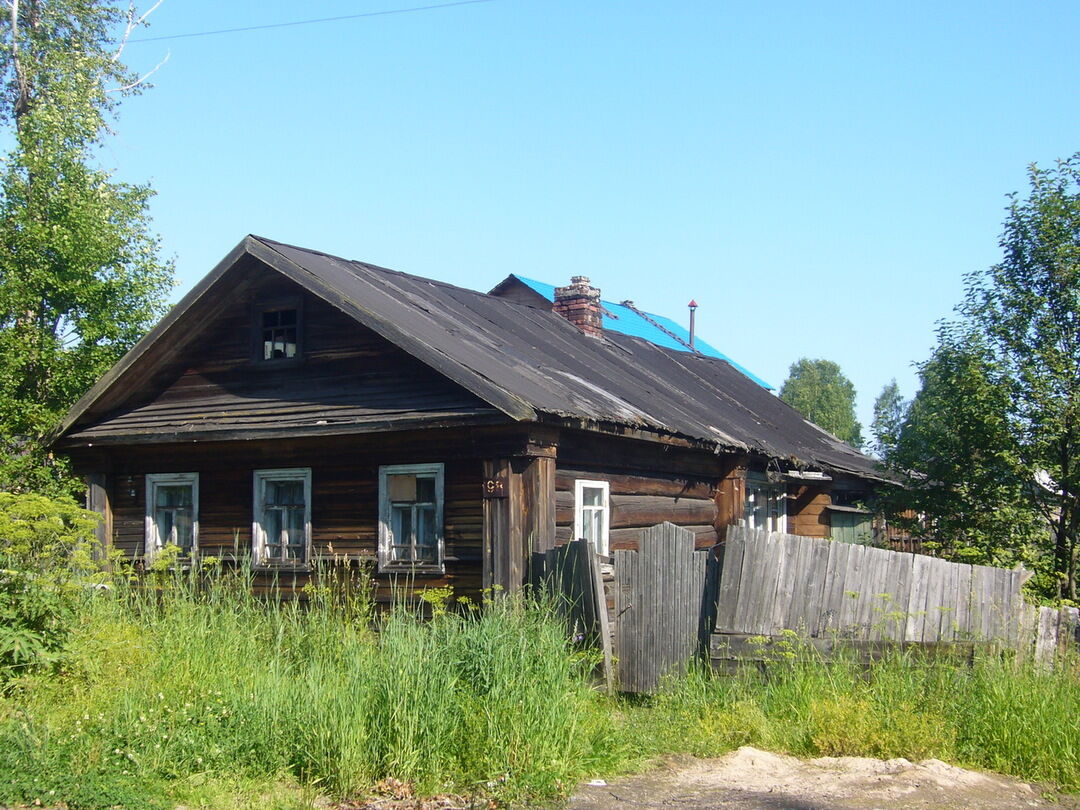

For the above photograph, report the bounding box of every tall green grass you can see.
[630,643,1080,790]
[0,565,1077,810]
[0,569,620,808]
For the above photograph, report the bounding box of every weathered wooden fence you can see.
[613,523,717,692]
[1034,605,1080,667]
[533,524,717,693]
[532,540,614,691]
[537,525,1077,693]
[713,526,1028,653]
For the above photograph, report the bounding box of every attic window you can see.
[261,308,298,360]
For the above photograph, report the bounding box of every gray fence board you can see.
[613,522,710,692]
[715,527,1029,649]
[714,530,745,632]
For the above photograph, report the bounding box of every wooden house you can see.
[53,236,885,602]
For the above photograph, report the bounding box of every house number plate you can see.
[482,477,509,498]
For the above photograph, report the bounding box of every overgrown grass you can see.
[627,640,1080,790]
[1,567,1078,809]
[0,569,620,808]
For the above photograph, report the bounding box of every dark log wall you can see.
[788,484,831,538]
[554,430,733,552]
[69,272,494,441]
[86,431,485,604]
[714,467,746,540]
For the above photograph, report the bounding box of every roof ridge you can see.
[256,235,535,308]
[619,299,700,354]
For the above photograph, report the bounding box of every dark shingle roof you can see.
[260,238,879,479]
[502,274,774,390]
[56,236,882,480]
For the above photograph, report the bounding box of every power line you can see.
[129,0,496,44]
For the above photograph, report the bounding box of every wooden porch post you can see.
[85,473,114,559]
[481,431,558,593]
[482,457,518,593]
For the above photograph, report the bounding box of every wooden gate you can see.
[614,522,717,692]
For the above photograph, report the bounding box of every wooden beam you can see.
[714,465,747,539]
[482,458,514,593]
[85,473,114,559]
[483,452,557,594]
[522,455,556,555]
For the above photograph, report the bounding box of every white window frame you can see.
[745,473,787,533]
[378,463,445,573]
[252,468,312,568]
[574,479,611,557]
[144,473,199,560]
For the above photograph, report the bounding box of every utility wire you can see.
[130,0,495,43]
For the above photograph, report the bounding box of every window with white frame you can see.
[745,474,786,532]
[575,479,610,556]
[252,468,311,566]
[145,473,198,558]
[378,463,444,572]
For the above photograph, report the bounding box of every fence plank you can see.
[954,563,972,642]
[800,537,831,637]
[905,553,929,642]
[774,532,803,630]
[863,546,891,640]
[923,557,950,643]
[731,528,763,634]
[714,529,745,632]
[882,552,912,641]
[837,542,866,636]
[1035,606,1059,668]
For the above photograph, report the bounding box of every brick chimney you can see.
[553,276,602,336]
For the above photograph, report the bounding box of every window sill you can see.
[252,562,312,573]
[378,564,446,576]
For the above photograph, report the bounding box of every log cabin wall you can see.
[714,466,747,540]
[553,430,740,552]
[70,430,488,605]
[787,484,832,538]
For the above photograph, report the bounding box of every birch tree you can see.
[0,0,172,494]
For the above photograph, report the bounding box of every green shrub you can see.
[0,491,100,574]
[0,492,101,680]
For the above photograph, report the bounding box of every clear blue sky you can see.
[107,0,1080,439]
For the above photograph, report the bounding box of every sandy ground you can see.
[564,747,1080,810]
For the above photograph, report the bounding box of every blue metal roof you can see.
[511,275,774,390]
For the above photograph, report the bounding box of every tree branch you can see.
[107,49,170,94]
[112,0,165,62]
[9,0,32,123]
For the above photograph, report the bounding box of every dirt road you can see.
[565,747,1080,810]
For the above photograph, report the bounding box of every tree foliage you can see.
[879,155,1080,600]
[870,378,904,461]
[876,331,1045,575]
[779,357,863,448]
[0,1,172,495]
[962,154,1080,599]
